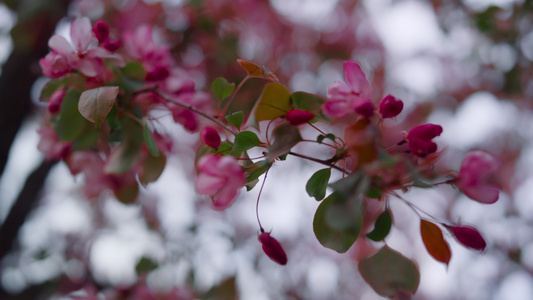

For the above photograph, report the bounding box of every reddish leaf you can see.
[447,225,487,252]
[420,220,452,265]
[237,59,278,82]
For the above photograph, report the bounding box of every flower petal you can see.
[70,17,94,53]
[49,35,74,56]
[343,61,370,97]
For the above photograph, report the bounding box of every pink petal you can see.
[212,187,239,210]
[87,47,125,66]
[461,184,499,204]
[343,61,370,98]
[77,57,102,77]
[195,173,226,196]
[49,35,74,56]
[322,100,351,119]
[327,81,351,99]
[70,17,94,53]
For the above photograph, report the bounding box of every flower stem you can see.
[288,151,349,173]
[256,167,271,232]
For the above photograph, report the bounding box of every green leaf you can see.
[266,123,302,161]
[317,133,336,144]
[53,89,86,141]
[329,171,369,198]
[78,86,119,129]
[306,168,331,201]
[135,257,159,274]
[254,83,291,122]
[202,276,237,300]
[105,143,142,174]
[420,220,452,266]
[122,62,147,80]
[139,153,166,185]
[225,111,244,130]
[359,246,420,298]
[313,192,365,253]
[143,124,160,157]
[114,182,139,204]
[290,91,324,112]
[40,75,85,100]
[232,131,262,154]
[211,77,235,100]
[246,160,272,183]
[366,209,392,241]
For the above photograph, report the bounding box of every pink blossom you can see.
[200,127,221,149]
[46,17,123,77]
[379,94,403,118]
[47,90,66,115]
[37,127,72,161]
[457,150,500,204]
[323,60,373,119]
[406,123,443,157]
[39,52,72,78]
[195,154,246,210]
[123,25,174,81]
[258,232,288,265]
[285,109,314,125]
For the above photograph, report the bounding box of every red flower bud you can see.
[448,225,486,252]
[102,39,121,52]
[200,127,221,149]
[353,98,374,118]
[286,109,314,125]
[48,90,66,115]
[93,20,109,44]
[406,123,443,157]
[258,232,287,265]
[379,94,403,118]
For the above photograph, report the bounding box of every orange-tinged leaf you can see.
[420,219,452,265]
[254,83,291,122]
[237,59,278,82]
[78,86,119,129]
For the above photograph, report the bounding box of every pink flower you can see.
[37,127,72,161]
[322,60,373,119]
[39,52,72,78]
[200,127,221,149]
[258,232,288,265]
[379,94,403,118]
[46,17,123,77]
[285,109,314,125]
[123,25,174,81]
[457,150,499,204]
[406,123,443,157]
[195,155,246,210]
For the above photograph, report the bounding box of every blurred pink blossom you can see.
[457,150,500,204]
[323,60,373,119]
[195,155,245,210]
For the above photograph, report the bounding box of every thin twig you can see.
[288,151,349,174]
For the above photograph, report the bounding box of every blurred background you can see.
[0,0,532,299]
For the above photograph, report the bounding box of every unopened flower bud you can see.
[286,109,314,126]
[354,98,374,118]
[200,127,221,149]
[48,90,66,115]
[93,20,109,44]
[258,232,288,265]
[457,150,499,204]
[448,225,486,252]
[379,94,403,118]
[406,123,443,157]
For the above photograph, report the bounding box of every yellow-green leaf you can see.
[254,83,291,122]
